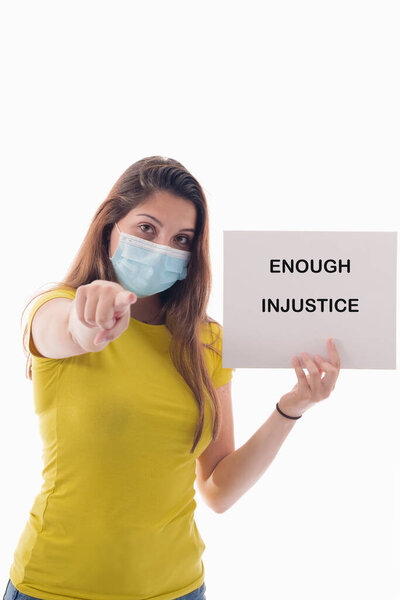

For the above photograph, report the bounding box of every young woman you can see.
[4,156,340,600]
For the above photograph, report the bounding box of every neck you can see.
[130,295,164,324]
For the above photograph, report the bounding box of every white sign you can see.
[223,231,397,370]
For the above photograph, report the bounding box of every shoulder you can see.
[200,320,234,388]
[199,320,223,349]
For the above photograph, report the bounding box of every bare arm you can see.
[31,298,108,359]
[30,282,136,360]
[199,406,297,513]
[197,341,341,513]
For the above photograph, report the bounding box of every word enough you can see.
[269,259,351,273]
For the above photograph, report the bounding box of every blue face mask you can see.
[109,222,191,298]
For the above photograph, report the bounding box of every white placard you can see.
[223,231,397,369]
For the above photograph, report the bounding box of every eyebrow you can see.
[136,213,195,233]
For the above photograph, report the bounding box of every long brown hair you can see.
[21,155,231,454]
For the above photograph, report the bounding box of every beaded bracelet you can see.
[276,402,302,420]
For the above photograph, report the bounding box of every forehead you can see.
[126,192,197,224]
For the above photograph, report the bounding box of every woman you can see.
[4,156,340,600]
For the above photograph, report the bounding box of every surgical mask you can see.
[109,222,191,298]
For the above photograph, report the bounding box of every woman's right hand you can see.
[71,280,137,347]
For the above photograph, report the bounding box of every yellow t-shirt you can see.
[10,287,233,600]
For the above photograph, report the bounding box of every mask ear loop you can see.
[108,223,121,260]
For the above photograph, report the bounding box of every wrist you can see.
[278,395,308,418]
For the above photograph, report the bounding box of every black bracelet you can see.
[276,402,302,420]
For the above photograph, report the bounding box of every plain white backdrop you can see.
[1,1,399,599]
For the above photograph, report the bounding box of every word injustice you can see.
[269,259,351,273]
[262,298,359,312]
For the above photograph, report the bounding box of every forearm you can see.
[205,344,341,514]
[208,405,300,513]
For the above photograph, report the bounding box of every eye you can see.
[138,224,191,247]
[176,235,191,246]
[139,224,154,234]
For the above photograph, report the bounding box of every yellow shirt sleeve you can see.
[207,321,234,389]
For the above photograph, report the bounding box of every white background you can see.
[0,2,399,599]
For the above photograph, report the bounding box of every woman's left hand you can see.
[278,338,341,418]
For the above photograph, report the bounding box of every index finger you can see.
[327,338,341,370]
[114,290,137,313]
